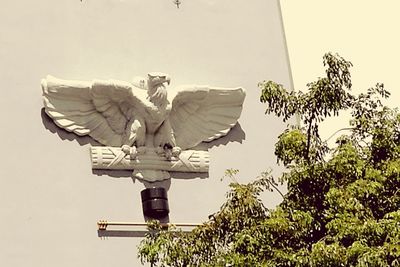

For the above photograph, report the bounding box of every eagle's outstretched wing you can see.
[168,85,246,150]
[42,75,147,146]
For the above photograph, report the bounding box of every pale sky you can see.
[281,0,400,144]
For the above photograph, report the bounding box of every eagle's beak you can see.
[165,77,171,85]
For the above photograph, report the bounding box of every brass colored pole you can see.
[97,220,201,231]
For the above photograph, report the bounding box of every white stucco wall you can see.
[0,1,291,266]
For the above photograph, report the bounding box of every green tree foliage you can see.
[138,53,400,266]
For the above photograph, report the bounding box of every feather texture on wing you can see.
[168,85,246,150]
[42,75,147,146]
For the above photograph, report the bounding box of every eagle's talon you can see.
[172,146,182,157]
[165,149,173,160]
[162,145,180,160]
[121,145,131,154]
[130,146,137,160]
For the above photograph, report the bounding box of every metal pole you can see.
[97,220,201,231]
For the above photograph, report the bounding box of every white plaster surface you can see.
[0,0,290,266]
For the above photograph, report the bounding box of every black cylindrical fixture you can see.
[141,187,169,219]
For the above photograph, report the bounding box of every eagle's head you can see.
[147,72,171,107]
[148,72,171,88]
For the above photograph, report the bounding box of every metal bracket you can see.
[97,220,201,231]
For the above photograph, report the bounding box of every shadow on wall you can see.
[41,108,100,146]
[42,107,246,149]
[195,123,246,150]
[42,107,245,224]
[97,230,147,238]
[41,107,245,190]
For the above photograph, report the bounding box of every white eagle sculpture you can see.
[42,72,246,181]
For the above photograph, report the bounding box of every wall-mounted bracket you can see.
[97,220,201,231]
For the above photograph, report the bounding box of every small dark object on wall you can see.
[173,0,181,8]
[141,187,169,219]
